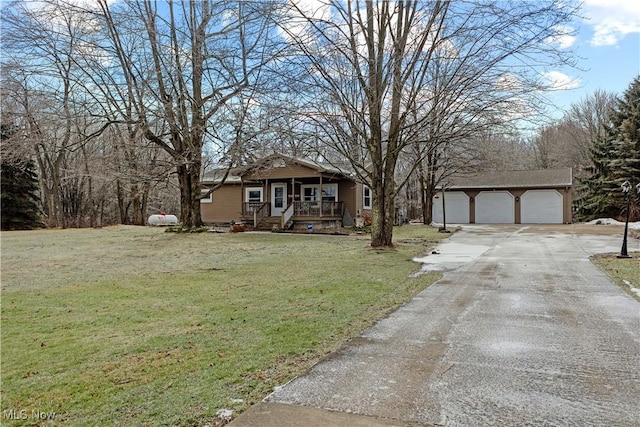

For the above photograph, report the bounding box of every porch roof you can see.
[235,153,355,180]
[202,153,356,184]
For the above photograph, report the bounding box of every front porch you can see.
[241,200,345,230]
[228,154,356,231]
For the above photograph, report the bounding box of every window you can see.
[363,185,372,209]
[200,189,213,203]
[322,184,338,201]
[245,187,263,203]
[301,185,318,201]
[302,184,338,202]
[273,185,284,208]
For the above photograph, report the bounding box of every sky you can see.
[280,0,639,124]
[545,0,640,118]
[7,0,638,124]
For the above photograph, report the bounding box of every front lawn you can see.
[592,252,640,302]
[1,225,446,426]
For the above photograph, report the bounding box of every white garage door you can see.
[432,191,470,224]
[521,189,563,224]
[476,191,515,223]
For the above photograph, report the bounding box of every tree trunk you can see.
[418,159,429,224]
[81,145,96,228]
[99,197,105,228]
[370,177,395,248]
[370,205,394,247]
[132,187,142,226]
[116,180,127,224]
[422,152,439,225]
[177,158,204,228]
[140,183,150,225]
[130,182,151,226]
[422,173,437,226]
[51,167,65,228]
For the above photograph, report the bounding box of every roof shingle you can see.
[444,168,572,189]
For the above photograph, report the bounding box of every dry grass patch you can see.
[1,225,447,426]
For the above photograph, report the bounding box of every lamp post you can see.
[617,180,640,259]
[441,186,447,232]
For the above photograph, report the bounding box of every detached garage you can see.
[432,168,572,224]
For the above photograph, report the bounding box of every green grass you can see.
[592,252,640,302]
[1,225,447,426]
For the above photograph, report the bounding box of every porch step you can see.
[255,216,282,230]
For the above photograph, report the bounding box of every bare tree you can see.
[530,90,616,174]
[2,1,178,227]
[279,0,579,246]
[565,89,617,176]
[1,0,92,228]
[92,0,283,227]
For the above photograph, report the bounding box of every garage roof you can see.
[444,168,572,190]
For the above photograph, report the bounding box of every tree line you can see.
[1,1,637,244]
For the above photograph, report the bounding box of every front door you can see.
[271,183,287,216]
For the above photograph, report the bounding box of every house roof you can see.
[201,168,242,184]
[234,153,355,179]
[443,168,573,190]
[201,153,355,184]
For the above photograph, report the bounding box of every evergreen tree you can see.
[575,77,640,221]
[609,76,640,220]
[1,124,43,230]
[574,131,618,219]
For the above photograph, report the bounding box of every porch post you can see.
[240,178,245,216]
[291,177,295,211]
[319,175,323,217]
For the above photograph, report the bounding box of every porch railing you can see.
[282,203,294,228]
[293,201,344,217]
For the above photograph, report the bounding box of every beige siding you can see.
[201,184,243,224]
[354,182,363,213]
[510,189,526,224]
[361,183,374,215]
[339,180,358,217]
[563,187,573,223]
[353,182,373,215]
[466,190,480,223]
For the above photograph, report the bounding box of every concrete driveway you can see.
[231,225,640,426]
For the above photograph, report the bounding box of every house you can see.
[200,154,374,231]
[432,168,573,224]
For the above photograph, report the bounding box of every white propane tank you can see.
[148,213,178,226]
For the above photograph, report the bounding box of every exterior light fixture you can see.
[618,180,639,259]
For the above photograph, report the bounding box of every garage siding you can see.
[475,191,515,223]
